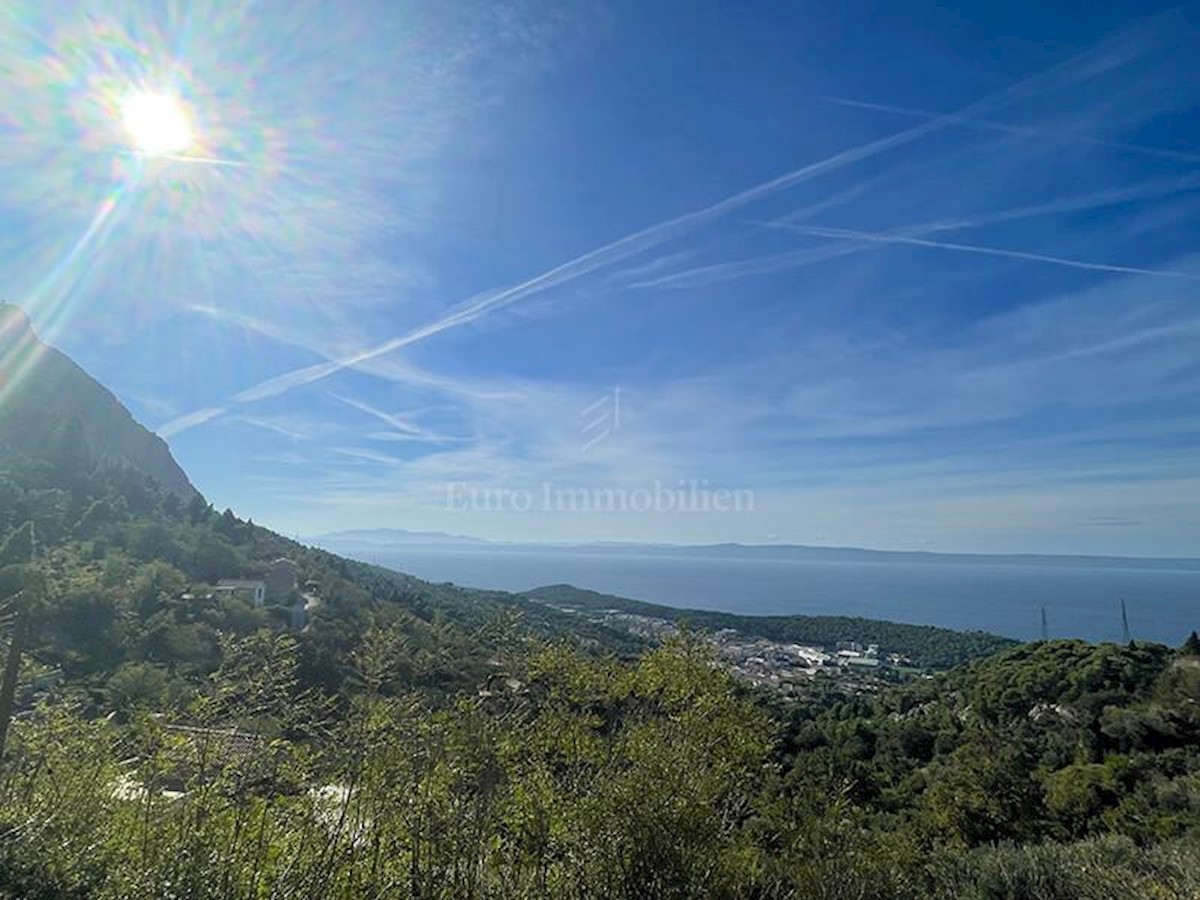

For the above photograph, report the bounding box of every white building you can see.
[214,579,266,607]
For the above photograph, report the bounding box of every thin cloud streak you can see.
[328,446,406,466]
[167,99,961,424]
[155,14,1175,439]
[767,223,1200,280]
[331,392,427,436]
[330,391,467,444]
[633,174,1200,290]
[160,406,227,437]
[821,95,1200,166]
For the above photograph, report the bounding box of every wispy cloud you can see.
[238,258,1200,525]
[330,392,468,445]
[630,172,1200,290]
[328,446,407,466]
[156,15,1173,437]
[821,95,1200,166]
[128,8,1200,554]
[765,222,1200,280]
[160,406,227,437]
[230,412,339,441]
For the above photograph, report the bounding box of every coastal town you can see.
[572,607,918,695]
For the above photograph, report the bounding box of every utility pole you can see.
[0,522,37,763]
[0,592,26,761]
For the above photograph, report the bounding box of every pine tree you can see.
[187,493,211,525]
[1182,630,1200,656]
[217,508,240,540]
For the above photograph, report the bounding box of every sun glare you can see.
[120,91,194,156]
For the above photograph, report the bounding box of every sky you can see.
[2,0,1199,555]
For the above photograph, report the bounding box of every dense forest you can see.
[0,417,1198,898]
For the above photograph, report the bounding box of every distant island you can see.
[314,528,1200,572]
[312,527,489,547]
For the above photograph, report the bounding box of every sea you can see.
[350,545,1200,645]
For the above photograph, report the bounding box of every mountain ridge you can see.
[0,303,197,499]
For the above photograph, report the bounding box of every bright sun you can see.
[120,91,194,156]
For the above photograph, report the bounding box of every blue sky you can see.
[3,0,1199,554]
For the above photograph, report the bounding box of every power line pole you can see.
[0,522,38,763]
[0,592,26,762]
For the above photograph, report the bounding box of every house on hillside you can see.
[212,559,298,611]
[214,579,266,607]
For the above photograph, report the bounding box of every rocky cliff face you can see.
[0,304,199,498]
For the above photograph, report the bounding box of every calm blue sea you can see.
[359,546,1200,645]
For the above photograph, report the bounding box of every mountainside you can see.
[0,304,196,498]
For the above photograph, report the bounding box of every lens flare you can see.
[120,92,194,156]
[0,0,519,366]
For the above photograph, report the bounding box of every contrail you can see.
[769,222,1200,280]
[157,19,1169,437]
[912,172,1200,231]
[119,149,252,168]
[161,102,977,433]
[328,391,460,443]
[159,406,228,437]
[331,392,426,435]
[821,95,1200,166]
[633,173,1200,290]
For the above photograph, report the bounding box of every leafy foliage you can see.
[0,629,1196,899]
